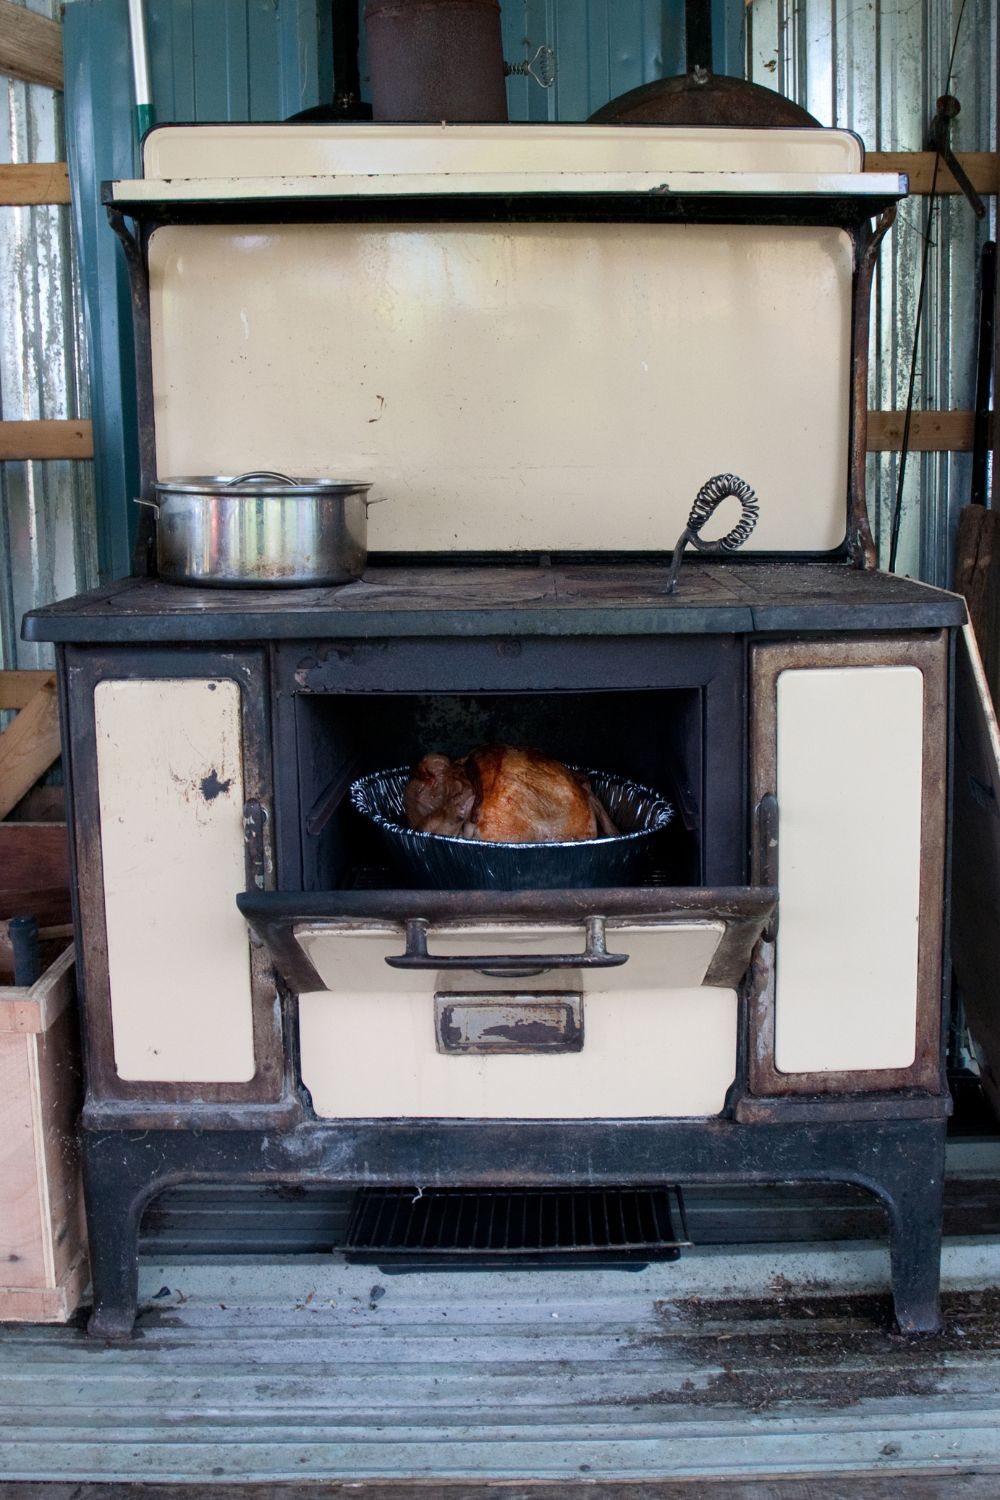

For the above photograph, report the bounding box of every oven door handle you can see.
[385,915,630,976]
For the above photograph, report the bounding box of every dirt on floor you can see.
[604,1284,1000,1414]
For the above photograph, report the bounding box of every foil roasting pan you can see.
[349,766,675,891]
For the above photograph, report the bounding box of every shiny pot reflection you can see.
[144,472,373,587]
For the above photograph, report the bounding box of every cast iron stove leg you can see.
[81,1130,157,1339]
[872,1119,946,1335]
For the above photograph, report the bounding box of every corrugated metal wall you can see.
[0,0,98,671]
[498,0,742,120]
[747,0,998,582]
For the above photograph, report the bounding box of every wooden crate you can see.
[0,943,88,1321]
[0,668,85,1320]
[0,669,71,927]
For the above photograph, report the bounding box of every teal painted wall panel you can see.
[499,0,745,120]
[64,1,140,582]
[64,0,332,578]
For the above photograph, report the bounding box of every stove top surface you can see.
[24,562,965,644]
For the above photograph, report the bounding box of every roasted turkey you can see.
[404,744,618,843]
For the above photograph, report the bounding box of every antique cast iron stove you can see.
[25,124,964,1336]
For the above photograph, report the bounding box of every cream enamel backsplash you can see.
[148,219,853,556]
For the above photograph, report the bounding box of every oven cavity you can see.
[295,688,704,893]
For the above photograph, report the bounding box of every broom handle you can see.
[127,0,155,155]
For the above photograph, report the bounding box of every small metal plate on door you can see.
[434,992,584,1054]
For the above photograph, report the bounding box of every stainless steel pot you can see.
[142,472,374,587]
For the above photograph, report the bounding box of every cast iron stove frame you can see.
[24,147,958,1340]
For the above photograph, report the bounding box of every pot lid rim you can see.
[155,475,375,494]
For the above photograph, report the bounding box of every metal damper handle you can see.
[665,473,760,595]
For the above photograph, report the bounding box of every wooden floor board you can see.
[5,1476,1000,1498]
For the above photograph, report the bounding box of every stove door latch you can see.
[242,796,273,893]
[665,473,760,595]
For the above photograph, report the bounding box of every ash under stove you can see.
[344,1184,691,1270]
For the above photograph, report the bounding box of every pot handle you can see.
[665,473,760,595]
[132,496,159,509]
[226,470,299,486]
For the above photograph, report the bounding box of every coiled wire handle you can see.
[504,45,555,87]
[665,473,760,595]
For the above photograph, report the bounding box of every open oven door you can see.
[237,886,775,1119]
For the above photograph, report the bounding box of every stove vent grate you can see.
[344,1183,690,1268]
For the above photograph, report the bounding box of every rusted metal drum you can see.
[589,73,820,128]
[365,0,508,122]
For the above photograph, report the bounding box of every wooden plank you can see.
[0,887,72,929]
[4,784,65,822]
[0,676,61,821]
[0,670,55,711]
[33,1001,84,1283]
[0,943,76,1037]
[0,0,62,89]
[0,947,83,1321]
[866,409,987,452]
[0,1249,87,1324]
[0,418,92,460]
[0,162,70,206]
[0,821,70,890]
[867,149,1000,196]
[2,1479,1000,1498]
[0,1031,46,1286]
[0,155,989,216]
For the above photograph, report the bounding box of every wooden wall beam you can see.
[0,416,984,461]
[0,670,57,712]
[0,416,983,461]
[0,419,90,463]
[0,674,61,821]
[0,163,70,206]
[867,150,999,196]
[866,410,989,452]
[0,420,93,461]
[0,0,62,90]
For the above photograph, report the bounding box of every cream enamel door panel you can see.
[750,636,948,1093]
[774,665,922,1071]
[142,123,866,180]
[148,221,852,555]
[295,920,736,1118]
[300,919,725,990]
[94,678,255,1083]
